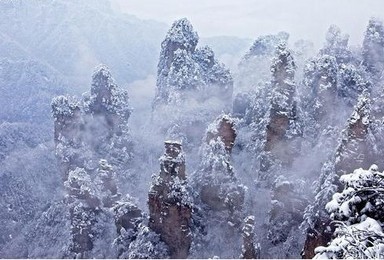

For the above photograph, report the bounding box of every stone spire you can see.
[148,141,192,258]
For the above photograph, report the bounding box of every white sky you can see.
[111,0,384,48]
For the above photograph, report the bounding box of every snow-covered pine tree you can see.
[314,165,384,259]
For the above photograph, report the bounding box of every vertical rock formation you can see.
[84,65,133,164]
[112,196,144,258]
[240,216,260,259]
[320,25,352,64]
[52,65,133,181]
[197,115,244,218]
[190,115,246,258]
[51,65,137,258]
[148,141,192,258]
[261,43,300,172]
[154,18,233,108]
[302,55,338,129]
[335,93,372,176]
[152,18,233,149]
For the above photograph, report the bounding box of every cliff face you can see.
[148,141,192,258]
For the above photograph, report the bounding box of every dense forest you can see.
[1,0,384,259]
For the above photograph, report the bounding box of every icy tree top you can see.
[325,164,384,224]
[51,95,80,119]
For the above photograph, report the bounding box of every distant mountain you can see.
[0,0,167,88]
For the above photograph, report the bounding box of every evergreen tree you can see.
[314,165,384,259]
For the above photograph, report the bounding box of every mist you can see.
[1,0,384,259]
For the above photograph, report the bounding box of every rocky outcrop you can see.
[86,65,131,136]
[190,115,246,258]
[334,93,372,176]
[206,116,236,153]
[148,141,192,258]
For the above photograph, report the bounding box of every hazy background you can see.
[111,0,384,48]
